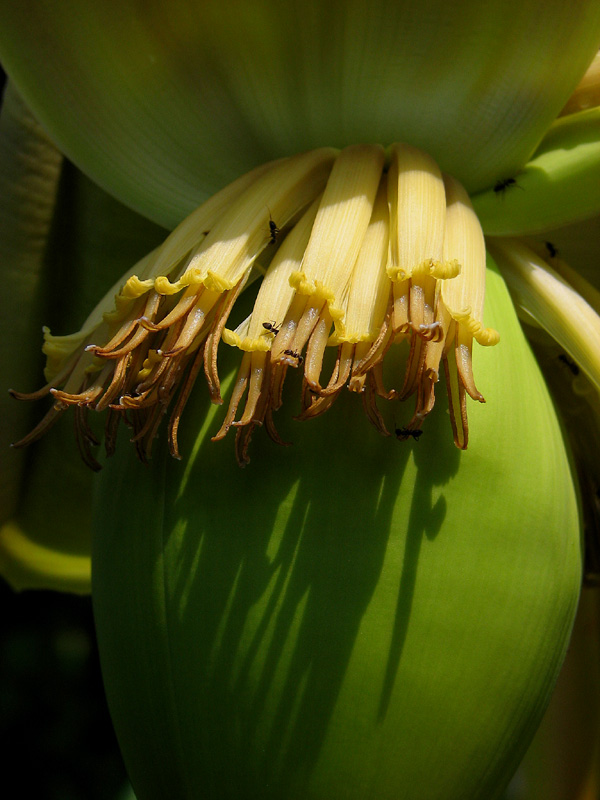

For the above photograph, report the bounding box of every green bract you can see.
[92,265,581,799]
[0,0,599,227]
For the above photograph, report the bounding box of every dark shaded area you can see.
[0,579,131,799]
[377,426,457,721]
[529,339,600,586]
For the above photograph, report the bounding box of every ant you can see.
[558,353,579,376]
[284,349,304,366]
[262,321,280,336]
[493,177,522,194]
[545,241,558,258]
[395,426,423,441]
[267,210,280,244]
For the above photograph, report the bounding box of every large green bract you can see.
[0,0,599,227]
[92,267,581,799]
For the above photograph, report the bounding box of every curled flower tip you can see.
[12,144,499,467]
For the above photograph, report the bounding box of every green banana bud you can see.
[92,263,581,799]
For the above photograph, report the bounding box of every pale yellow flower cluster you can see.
[13,144,499,466]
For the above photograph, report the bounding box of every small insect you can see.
[395,426,423,441]
[262,321,280,336]
[493,177,520,194]
[558,353,579,376]
[545,241,558,258]
[267,210,280,244]
[284,348,304,366]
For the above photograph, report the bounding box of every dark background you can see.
[0,580,132,799]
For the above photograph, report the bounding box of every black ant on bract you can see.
[493,177,522,195]
[558,353,579,376]
[545,241,558,258]
[262,321,280,336]
[395,427,423,441]
[284,349,304,366]
[267,209,280,244]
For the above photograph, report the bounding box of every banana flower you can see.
[1,1,600,798]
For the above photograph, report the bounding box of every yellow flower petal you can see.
[331,177,390,344]
[290,144,385,331]
[441,174,500,347]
